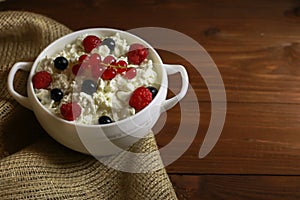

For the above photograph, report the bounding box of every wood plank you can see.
[169,174,300,200]
[2,0,300,104]
[159,47,300,104]
[154,102,300,175]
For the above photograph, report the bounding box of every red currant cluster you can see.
[71,35,149,81]
[72,53,137,80]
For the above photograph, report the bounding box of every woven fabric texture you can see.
[0,11,177,200]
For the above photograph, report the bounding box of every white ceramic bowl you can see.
[7,28,189,156]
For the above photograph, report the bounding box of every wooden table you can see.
[2,0,300,199]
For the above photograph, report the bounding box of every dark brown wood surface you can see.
[2,0,300,199]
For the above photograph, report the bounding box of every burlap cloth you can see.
[0,11,178,200]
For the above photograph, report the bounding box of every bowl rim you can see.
[28,28,168,128]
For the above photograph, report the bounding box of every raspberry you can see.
[82,35,102,53]
[127,43,148,65]
[60,102,82,121]
[129,86,153,111]
[32,71,52,89]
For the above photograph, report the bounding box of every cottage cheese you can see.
[34,33,158,125]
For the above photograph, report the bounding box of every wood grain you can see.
[2,0,300,199]
[155,102,300,175]
[2,0,300,104]
[169,175,300,200]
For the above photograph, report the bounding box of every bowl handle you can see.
[7,62,33,110]
[161,64,189,112]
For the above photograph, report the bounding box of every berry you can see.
[78,54,88,63]
[60,102,81,121]
[80,59,91,71]
[147,86,158,99]
[54,56,68,70]
[89,53,101,66]
[91,65,106,79]
[110,61,118,67]
[50,88,64,102]
[103,55,116,65]
[81,79,97,95]
[98,116,113,124]
[82,35,102,53]
[124,67,137,79]
[72,64,81,76]
[101,38,115,51]
[129,86,153,111]
[101,67,116,80]
[116,60,127,67]
[81,54,98,70]
[127,43,148,65]
[116,67,126,75]
[32,71,52,89]
[115,60,128,75]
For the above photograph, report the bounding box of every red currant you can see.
[116,67,127,75]
[110,61,118,67]
[116,60,127,67]
[78,54,88,63]
[101,67,116,80]
[92,65,106,79]
[124,67,137,79]
[72,64,81,76]
[89,53,101,62]
[89,53,101,68]
[103,55,116,65]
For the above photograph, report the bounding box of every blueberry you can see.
[54,56,68,70]
[50,88,64,102]
[98,116,113,124]
[102,38,115,51]
[147,86,158,99]
[81,80,97,95]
